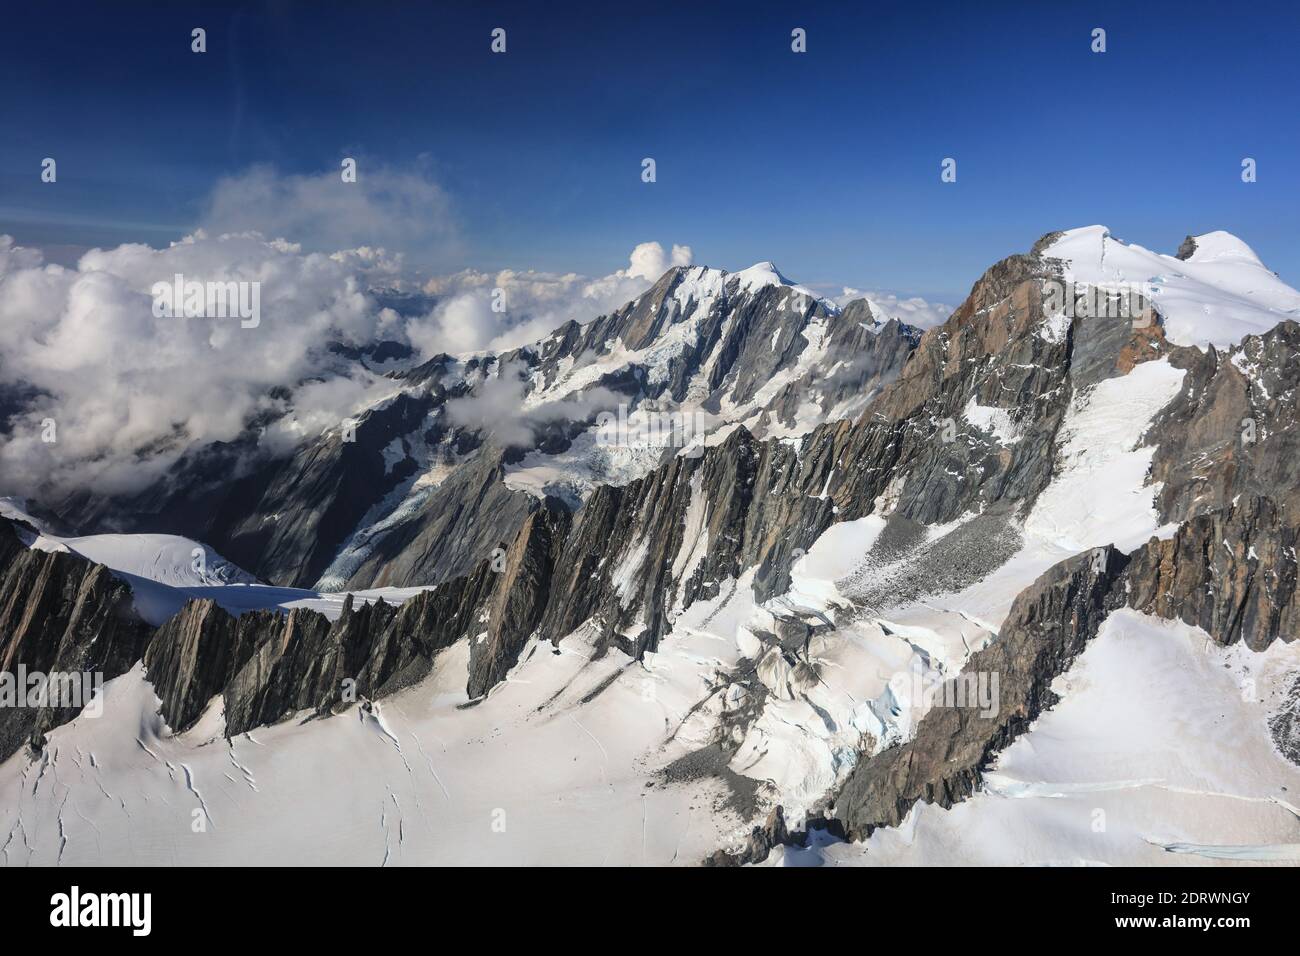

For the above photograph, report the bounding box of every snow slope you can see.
[678,352,1194,836]
[2,497,255,586]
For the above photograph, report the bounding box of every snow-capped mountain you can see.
[2,228,1298,867]
[57,261,919,594]
[1041,226,1300,348]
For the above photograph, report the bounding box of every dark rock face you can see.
[143,601,285,734]
[1270,673,1300,766]
[526,233,1158,654]
[0,519,151,760]
[141,591,459,738]
[213,390,439,588]
[467,500,571,698]
[1029,231,1066,256]
[536,427,791,658]
[219,606,336,736]
[1147,321,1300,522]
[331,442,537,592]
[328,339,415,366]
[1126,495,1298,651]
[143,592,452,737]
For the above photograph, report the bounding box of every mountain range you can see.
[2,225,1298,866]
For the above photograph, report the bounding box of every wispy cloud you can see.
[201,161,460,266]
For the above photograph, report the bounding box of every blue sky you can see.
[2,0,1297,300]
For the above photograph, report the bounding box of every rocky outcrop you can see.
[7,479,585,751]
[333,441,538,592]
[143,601,285,734]
[0,519,151,760]
[467,499,571,697]
[1270,674,1300,766]
[1146,321,1300,522]
[143,591,454,737]
[1125,494,1298,651]
[219,605,337,736]
[704,805,793,866]
[214,389,442,588]
[744,303,920,433]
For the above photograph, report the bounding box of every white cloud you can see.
[2,209,955,510]
[443,361,622,448]
[0,229,695,503]
[328,245,409,287]
[0,231,395,500]
[15,162,945,510]
[626,241,693,281]
[405,241,694,357]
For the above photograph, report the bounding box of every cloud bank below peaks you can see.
[0,229,693,503]
[0,231,398,501]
